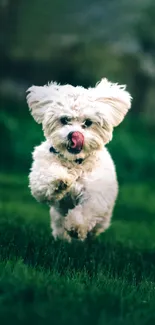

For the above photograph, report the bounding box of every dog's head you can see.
[26,79,132,160]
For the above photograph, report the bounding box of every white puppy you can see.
[27,78,132,242]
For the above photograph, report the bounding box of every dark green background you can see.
[1,1,155,324]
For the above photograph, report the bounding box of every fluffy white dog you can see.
[27,78,132,242]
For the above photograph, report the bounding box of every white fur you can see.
[27,78,132,241]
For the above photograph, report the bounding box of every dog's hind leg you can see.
[50,207,71,242]
[89,210,112,238]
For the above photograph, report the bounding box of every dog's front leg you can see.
[29,160,77,203]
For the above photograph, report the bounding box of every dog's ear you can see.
[94,78,132,127]
[26,86,50,123]
[26,83,60,124]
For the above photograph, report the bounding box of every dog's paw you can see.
[64,208,97,241]
[55,180,68,192]
[52,229,72,242]
[53,178,72,201]
[64,213,88,241]
[66,225,87,241]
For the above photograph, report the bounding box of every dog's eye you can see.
[83,119,93,128]
[60,116,71,125]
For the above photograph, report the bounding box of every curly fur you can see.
[27,78,132,241]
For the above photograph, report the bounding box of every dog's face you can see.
[27,79,132,160]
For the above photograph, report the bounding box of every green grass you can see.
[1,173,155,325]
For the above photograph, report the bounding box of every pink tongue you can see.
[70,132,84,150]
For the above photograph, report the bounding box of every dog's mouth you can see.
[67,146,82,154]
[67,131,84,155]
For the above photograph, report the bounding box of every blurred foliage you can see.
[1,0,155,183]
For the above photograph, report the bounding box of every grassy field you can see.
[1,172,155,325]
